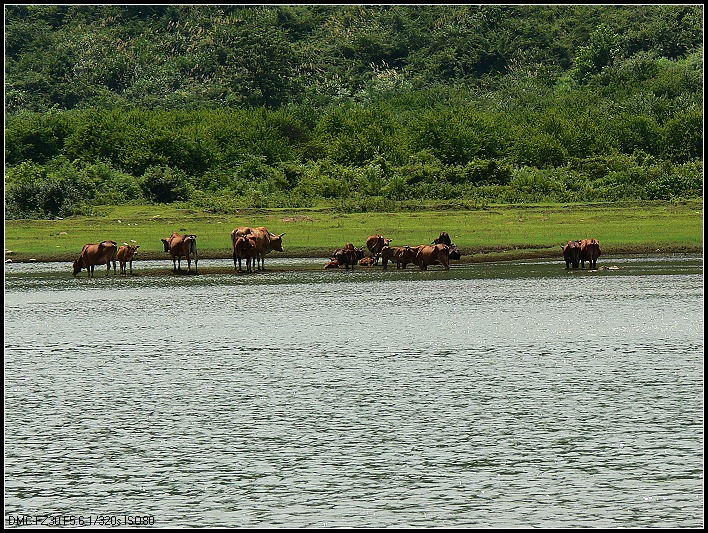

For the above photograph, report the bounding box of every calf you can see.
[117,244,140,275]
[233,234,257,273]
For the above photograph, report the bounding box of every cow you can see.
[232,234,258,273]
[434,233,462,260]
[332,243,365,270]
[366,234,392,265]
[395,245,423,269]
[448,245,462,261]
[380,245,421,270]
[433,232,452,246]
[324,258,340,269]
[415,244,450,270]
[561,240,582,269]
[161,232,198,273]
[580,238,601,269]
[72,240,118,277]
[117,244,140,275]
[380,245,400,270]
[232,226,284,270]
[359,256,376,266]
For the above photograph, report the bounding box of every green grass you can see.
[4,200,703,263]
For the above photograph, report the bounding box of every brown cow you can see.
[561,240,582,269]
[433,233,463,260]
[366,234,392,265]
[395,245,423,269]
[233,234,258,273]
[161,232,198,273]
[580,238,601,269]
[380,245,421,270]
[324,259,340,269]
[232,226,284,270]
[380,245,400,270]
[415,244,450,270]
[117,244,140,275]
[359,256,376,266]
[72,240,118,277]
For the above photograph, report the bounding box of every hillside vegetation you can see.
[4,5,703,219]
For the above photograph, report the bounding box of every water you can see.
[4,255,704,528]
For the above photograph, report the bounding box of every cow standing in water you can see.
[231,226,284,270]
[365,234,392,265]
[580,238,601,269]
[433,232,462,261]
[72,240,118,277]
[414,243,450,270]
[562,240,582,269]
[161,232,198,274]
[232,234,258,273]
[117,244,140,275]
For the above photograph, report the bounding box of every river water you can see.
[4,255,703,528]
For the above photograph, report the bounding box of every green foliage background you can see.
[4,5,703,219]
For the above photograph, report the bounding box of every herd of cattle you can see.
[324,232,462,271]
[561,238,602,269]
[70,226,601,277]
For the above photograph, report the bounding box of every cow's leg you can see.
[194,250,198,274]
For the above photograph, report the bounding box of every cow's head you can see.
[72,258,83,276]
[271,233,285,252]
[161,238,170,253]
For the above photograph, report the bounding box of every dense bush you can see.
[4,5,703,218]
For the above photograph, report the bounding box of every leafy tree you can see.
[140,165,191,203]
[571,24,621,83]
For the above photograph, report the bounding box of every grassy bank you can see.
[4,200,703,264]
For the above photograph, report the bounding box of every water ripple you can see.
[4,259,703,527]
